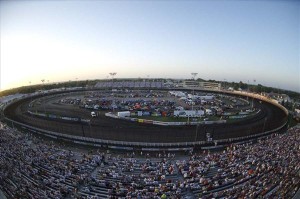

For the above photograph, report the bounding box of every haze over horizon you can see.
[1,0,299,92]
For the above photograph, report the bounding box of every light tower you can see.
[41,79,45,92]
[109,72,117,112]
[191,73,198,111]
[191,73,198,81]
[109,72,117,88]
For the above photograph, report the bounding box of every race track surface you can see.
[4,93,288,143]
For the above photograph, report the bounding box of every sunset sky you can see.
[1,0,299,92]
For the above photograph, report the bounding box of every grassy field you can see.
[134,116,189,122]
[134,114,260,123]
[134,115,222,122]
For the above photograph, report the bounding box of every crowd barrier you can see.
[230,90,289,115]
[27,111,90,123]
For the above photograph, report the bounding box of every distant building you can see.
[183,80,221,90]
[163,80,175,87]
[183,80,199,87]
[267,93,291,103]
[176,82,184,87]
[199,82,221,90]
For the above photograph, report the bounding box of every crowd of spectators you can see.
[176,127,300,198]
[0,124,99,198]
[0,122,299,198]
[84,155,182,198]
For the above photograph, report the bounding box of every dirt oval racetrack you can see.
[4,90,288,143]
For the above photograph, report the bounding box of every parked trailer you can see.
[117,111,131,117]
[174,110,204,117]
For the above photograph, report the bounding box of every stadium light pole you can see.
[109,72,117,89]
[188,73,197,124]
[109,72,117,111]
[191,73,198,111]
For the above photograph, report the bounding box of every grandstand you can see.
[0,83,297,198]
[94,80,164,89]
[0,123,299,198]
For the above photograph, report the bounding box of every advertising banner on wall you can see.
[138,119,144,123]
